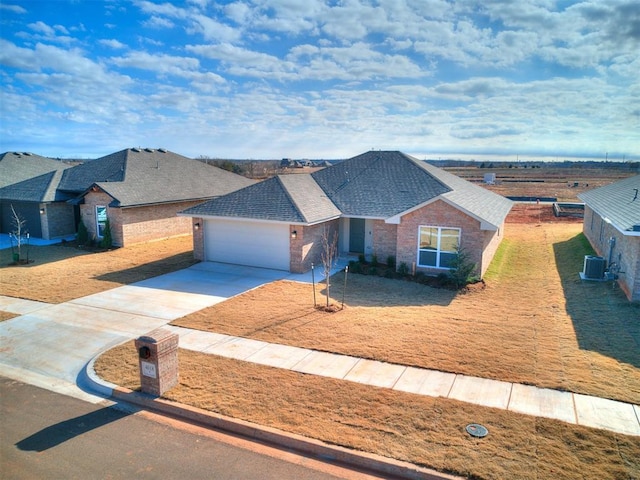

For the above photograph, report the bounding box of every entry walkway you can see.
[1,262,639,437]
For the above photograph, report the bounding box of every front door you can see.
[349,218,365,253]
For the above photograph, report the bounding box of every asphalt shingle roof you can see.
[0,169,68,202]
[0,151,70,190]
[311,151,451,217]
[59,148,254,207]
[184,151,513,229]
[181,175,341,223]
[578,175,640,233]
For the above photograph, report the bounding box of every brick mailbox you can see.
[134,328,179,396]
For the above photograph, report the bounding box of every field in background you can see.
[445,166,636,202]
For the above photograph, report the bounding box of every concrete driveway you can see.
[0,262,290,402]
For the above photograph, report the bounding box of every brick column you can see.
[134,328,179,396]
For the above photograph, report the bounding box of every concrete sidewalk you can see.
[1,261,639,437]
[157,325,640,437]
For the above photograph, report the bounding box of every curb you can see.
[84,358,462,480]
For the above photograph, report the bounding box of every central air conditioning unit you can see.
[582,255,606,280]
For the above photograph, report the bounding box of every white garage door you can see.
[204,219,290,271]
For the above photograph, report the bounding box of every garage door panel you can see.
[205,219,290,271]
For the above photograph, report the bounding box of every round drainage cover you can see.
[466,424,488,438]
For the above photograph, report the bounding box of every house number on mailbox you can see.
[141,361,157,379]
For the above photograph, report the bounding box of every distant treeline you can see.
[427,159,639,171]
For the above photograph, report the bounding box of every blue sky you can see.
[1,0,638,161]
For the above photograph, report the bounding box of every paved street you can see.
[0,377,385,480]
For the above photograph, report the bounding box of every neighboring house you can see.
[181,151,513,276]
[578,175,640,302]
[57,148,255,247]
[0,152,74,239]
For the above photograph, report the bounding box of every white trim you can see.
[178,213,340,227]
[416,225,461,270]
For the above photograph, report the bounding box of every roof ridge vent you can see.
[131,147,141,152]
[144,148,154,152]
[158,148,167,153]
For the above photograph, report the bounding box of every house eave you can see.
[583,203,640,237]
[384,196,501,230]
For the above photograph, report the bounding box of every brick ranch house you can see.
[181,151,513,277]
[578,174,640,302]
[59,148,254,247]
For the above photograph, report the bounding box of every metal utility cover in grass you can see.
[466,423,489,438]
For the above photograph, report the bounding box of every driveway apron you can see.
[0,262,286,402]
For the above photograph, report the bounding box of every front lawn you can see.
[171,223,640,404]
[96,223,640,479]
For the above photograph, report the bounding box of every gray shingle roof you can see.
[0,169,67,202]
[578,175,640,233]
[183,151,513,229]
[181,175,341,223]
[0,151,70,189]
[311,151,451,217]
[60,148,254,207]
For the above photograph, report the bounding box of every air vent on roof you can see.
[144,148,154,152]
[158,148,167,153]
[131,148,141,152]
[12,152,21,155]
[24,152,33,156]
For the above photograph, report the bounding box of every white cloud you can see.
[28,21,55,36]
[142,16,175,29]
[99,39,127,49]
[0,4,27,14]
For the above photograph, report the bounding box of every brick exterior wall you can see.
[192,217,205,261]
[372,220,397,263]
[80,191,114,243]
[480,223,505,277]
[290,220,340,273]
[41,202,76,239]
[583,206,640,302]
[396,200,486,277]
[81,188,201,247]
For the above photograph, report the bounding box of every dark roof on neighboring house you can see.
[0,169,68,202]
[60,148,255,207]
[182,150,512,229]
[0,151,70,190]
[578,175,640,234]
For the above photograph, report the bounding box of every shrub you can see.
[447,246,478,289]
[398,262,410,276]
[349,260,362,274]
[77,220,89,246]
[100,218,113,249]
[386,255,396,269]
[371,254,378,267]
[358,253,367,264]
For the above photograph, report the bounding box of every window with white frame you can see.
[96,206,107,238]
[418,226,461,269]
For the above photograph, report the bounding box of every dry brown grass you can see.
[0,311,17,322]
[0,236,196,303]
[96,342,640,480]
[173,224,640,404]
